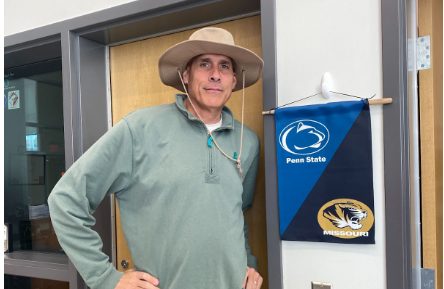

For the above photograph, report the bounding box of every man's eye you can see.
[200,62,209,67]
[221,64,230,69]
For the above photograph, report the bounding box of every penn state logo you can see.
[279,120,329,155]
[317,199,374,239]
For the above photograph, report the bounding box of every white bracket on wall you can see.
[417,36,431,70]
[321,72,333,99]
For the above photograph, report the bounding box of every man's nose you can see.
[209,67,221,82]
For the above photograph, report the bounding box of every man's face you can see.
[183,54,237,113]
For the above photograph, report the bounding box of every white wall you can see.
[4,0,137,36]
[276,0,386,288]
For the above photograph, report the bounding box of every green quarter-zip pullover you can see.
[48,94,260,289]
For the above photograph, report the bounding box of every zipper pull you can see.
[207,136,213,148]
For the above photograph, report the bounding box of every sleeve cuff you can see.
[94,267,124,289]
[247,254,258,271]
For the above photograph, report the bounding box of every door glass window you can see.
[4,58,65,254]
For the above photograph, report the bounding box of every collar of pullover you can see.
[174,94,235,131]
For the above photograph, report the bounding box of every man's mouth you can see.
[204,87,222,92]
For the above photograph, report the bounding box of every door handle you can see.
[121,260,129,268]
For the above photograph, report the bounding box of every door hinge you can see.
[421,268,435,289]
[417,36,431,70]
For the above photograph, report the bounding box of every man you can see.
[48,27,264,289]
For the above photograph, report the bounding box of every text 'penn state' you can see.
[286,156,327,164]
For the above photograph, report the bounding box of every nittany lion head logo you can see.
[317,199,374,239]
[323,201,367,230]
[279,120,329,155]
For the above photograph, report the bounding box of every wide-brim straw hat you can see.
[158,27,264,92]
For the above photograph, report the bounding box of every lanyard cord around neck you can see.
[177,69,246,178]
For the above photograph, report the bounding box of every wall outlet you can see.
[312,281,332,289]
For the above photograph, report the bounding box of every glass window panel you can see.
[4,59,65,254]
[4,275,69,289]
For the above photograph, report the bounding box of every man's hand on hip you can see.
[115,269,160,289]
[242,266,263,289]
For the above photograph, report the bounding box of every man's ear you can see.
[183,69,189,84]
[231,72,237,90]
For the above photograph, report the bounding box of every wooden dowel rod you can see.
[262,98,393,115]
[368,98,392,105]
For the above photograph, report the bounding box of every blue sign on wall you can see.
[275,100,375,244]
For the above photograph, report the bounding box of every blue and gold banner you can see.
[275,100,375,244]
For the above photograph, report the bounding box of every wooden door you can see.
[109,16,268,288]
[418,0,443,288]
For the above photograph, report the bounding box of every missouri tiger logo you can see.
[317,199,374,239]
[323,201,367,230]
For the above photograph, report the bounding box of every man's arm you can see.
[241,145,260,270]
[243,218,258,270]
[48,119,134,289]
[241,144,263,288]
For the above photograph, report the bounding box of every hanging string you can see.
[271,92,322,111]
[270,92,376,111]
[331,91,376,100]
